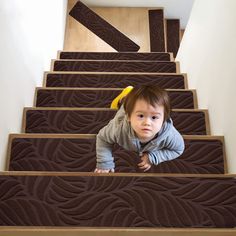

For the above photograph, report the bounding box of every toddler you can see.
[95,85,185,173]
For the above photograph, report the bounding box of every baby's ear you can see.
[126,114,130,122]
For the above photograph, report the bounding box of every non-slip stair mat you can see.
[53,60,177,73]
[45,73,185,89]
[166,19,180,57]
[36,89,194,109]
[59,52,171,61]
[24,110,207,135]
[149,9,166,52]
[9,137,224,174]
[0,175,235,227]
[69,1,140,52]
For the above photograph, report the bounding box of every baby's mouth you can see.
[142,128,151,132]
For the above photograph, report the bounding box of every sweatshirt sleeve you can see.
[148,128,185,165]
[96,124,116,170]
[96,106,126,170]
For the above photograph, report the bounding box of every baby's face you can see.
[128,99,164,143]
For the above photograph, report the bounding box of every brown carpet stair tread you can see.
[59,51,173,61]
[7,134,225,174]
[44,72,187,89]
[23,108,209,135]
[35,88,197,109]
[166,19,181,58]
[52,60,179,73]
[0,173,235,227]
[149,9,166,52]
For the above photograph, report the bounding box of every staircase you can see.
[1,1,236,236]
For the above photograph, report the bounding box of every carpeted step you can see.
[35,88,196,109]
[148,9,166,52]
[45,72,186,89]
[23,108,209,135]
[1,172,235,227]
[7,134,225,174]
[69,0,140,52]
[59,51,172,61]
[166,19,181,57]
[52,60,179,73]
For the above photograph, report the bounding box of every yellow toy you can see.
[110,86,134,109]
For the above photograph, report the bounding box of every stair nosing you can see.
[58,50,172,54]
[52,59,175,62]
[8,133,224,140]
[36,87,195,92]
[24,107,206,112]
[1,226,236,236]
[44,71,187,75]
[1,171,235,178]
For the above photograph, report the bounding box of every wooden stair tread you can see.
[45,72,186,89]
[7,134,225,174]
[0,174,235,227]
[35,88,196,109]
[1,227,236,236]
[23,108,209,135]
[68,0,140,52]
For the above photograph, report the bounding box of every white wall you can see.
[0,0,67,170]
[82,0,195,29]
[176,0,236,173]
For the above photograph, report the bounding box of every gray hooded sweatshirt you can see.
[96,105,185,170]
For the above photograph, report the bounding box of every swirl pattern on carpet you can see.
[0,175,235,227]
[9,138,224,174]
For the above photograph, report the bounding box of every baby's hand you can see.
[138,153,151,172]
[94,168,114,173]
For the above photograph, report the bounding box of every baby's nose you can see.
[143,118,151,125]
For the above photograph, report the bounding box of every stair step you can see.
[45,72,186,89]
[52,60,178,73]
[7,134,225,174]
[1,228,236,236]
[166,19,181,57]
[0,172,235,227]
[35,88,196,109]
[149,9,166,52]
[69,1,140,52]
[59,51,172,61]
[23,108,209,135]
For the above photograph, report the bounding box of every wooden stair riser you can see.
[44,73,187,89]
[23,109,209,135]
[35,89,197,109]
[0,174,236,227]
[7,135,225,174]
[52,60,179,73]
[59,51,172,61]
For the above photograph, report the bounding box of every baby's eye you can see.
[152,116,159,120]
[138,114,144,118]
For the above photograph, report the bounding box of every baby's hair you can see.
[123,85,170,122]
